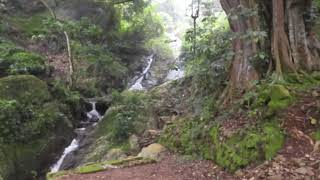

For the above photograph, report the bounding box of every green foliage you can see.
[97,91,151,143]
[117,4,164,41]
[0,75,62,143]
[184,14,232,75]
[0,39,47,77]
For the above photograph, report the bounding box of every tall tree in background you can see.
[220,0,262,91]
[220,0,320,92]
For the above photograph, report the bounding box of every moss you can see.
[0,75,50,104]
[46,171,71,180]
[268,85,293,111]
[311,130,320,141]
[49,156,155,178]
[160,118,284,172]
[211,121,284,172]
[0,75,72,179]
[76,163,105,174]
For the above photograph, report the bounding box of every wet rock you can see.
[138,143,166,160]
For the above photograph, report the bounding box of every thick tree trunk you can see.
[286,0,320,71]
[220,0,260,90]
[271,0,296,78]
[221,0,320,92]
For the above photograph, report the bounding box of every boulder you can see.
[138,143,166,160]
[102,148,127,162]
[0,75,74,179]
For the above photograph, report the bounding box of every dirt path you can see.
[57,152,233,180]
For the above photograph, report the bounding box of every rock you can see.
[0,75,74,179]
[129,134,139,151]
[102,148,127,162]
[295,167,315,176]
[138,143,166,160]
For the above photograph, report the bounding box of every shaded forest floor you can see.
[55,88,320,180]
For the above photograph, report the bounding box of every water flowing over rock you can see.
[129,55,155,91]
[49,100,103,173]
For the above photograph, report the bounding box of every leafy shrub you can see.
[0,39,47,77]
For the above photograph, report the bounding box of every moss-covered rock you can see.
[211,121,284,172]
[268,85,293,111]
[0,75,74,179]
[160,118,284,172]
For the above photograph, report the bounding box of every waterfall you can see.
[50,101,102,173]
[165,31,184,81]
[50,139,79,173]
[129,55,154,91]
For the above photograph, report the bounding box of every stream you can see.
[50,101,103,173]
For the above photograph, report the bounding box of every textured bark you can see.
[271,0,296,77]
[220,0,260,90]
[221,0,320,92]
[286,0,320,71]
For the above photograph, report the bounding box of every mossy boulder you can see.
[211,121,284,172]
[268,85,293,111]
[160,118,284,172]
[0,75,74,179]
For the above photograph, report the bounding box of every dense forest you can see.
[1,0,320,179]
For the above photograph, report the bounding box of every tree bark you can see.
[220,0,261,91]
[286,0,320,71]
[271,0,296,78]
[220,0,320,92]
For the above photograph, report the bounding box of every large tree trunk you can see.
[286,0,320,71]
[221,0,320,92]
[220,0,261,91]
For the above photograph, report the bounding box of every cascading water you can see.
[129,55,154,91]
[50,101,103,173]
[165,31,185,81]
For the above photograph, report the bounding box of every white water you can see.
[50,139,79,173]
[50,101,102,173]
[86,102,103,121]
[165,31,184,81]
[129,55,154,91]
